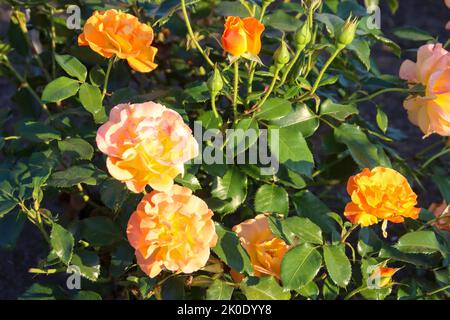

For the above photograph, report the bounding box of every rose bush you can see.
[0,0,448,300]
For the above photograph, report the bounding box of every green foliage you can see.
[1,0,448,301]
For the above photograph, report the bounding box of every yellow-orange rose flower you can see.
[233,214,289,279]
[221,16,265,57]
[96,101,198,193]
[127,185,218,277]
[344,167,420,227]
[429,201,450,231]
[399,43,450,137]
[78,9,158,73]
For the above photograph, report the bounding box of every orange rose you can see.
[429,201,450,231]
[96,101,198,193]
[344,167,420,227]
[232,214,289,279]
[221,16,264,57]
[127,185,217,277]
[78,9,158,73]
[399,43,450,137]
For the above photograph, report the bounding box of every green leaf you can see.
[211,167,247,214]
[72,291,102,300]
[432,172,450,203]
[292,191,339,237]
[393,26,434,41]
[215,1,249,17]
[198,110,223,130]
[58,138,94,161]
[175,173,202,191]
[48,164,99,188]
[376,108,388,133]
[55,54,87,82]
[226,118,259,155]
[212,223,252,274]
[110,242,134,278]
[206,279,234,300]
[18,121,61,142]
[19,283,62,300]
[241,276,291,300]
[71,249,100,281]
[315,13,344,37]
[42,76,80,103]
[270,126,314,177]
[323,244,352,288]
[263,10,302,32]
[269,104,319,138]
[89,65,105,87]
[395,231,441,254]
[282,216,323,245]
[334,123,388,168]
[254,184,289,214]
[80,216,121,247]
[320,99,358,121]
[50,223,74,265]
[297,281,319,299]
[139,277,157,299]
[348,39,371,70]
[256,98,292,121]
[0,198,17,218]
[0,210,26,249]
[322,278,339,300]
[99,178,129,212]
[161,277,185,300]
[357,227,382,257]
[79,83,107,123]
[281,243,322,290]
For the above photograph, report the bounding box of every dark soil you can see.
[0,0,448,299]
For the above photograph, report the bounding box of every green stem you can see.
[102,58,114,99]
[255,66,281,111]
[246,2,268,103]
[344,286,366,300]
[309,46,343,97]
[341,224,359,243]
[211,94,219,119]
[346,87,410,104]
[233,60,240,121]
[426,284,450,296]
[239,0,254,16]
[3,58,49,115]
[181,0,214,68]
[278,46,305,88]
[421,147,450,169]
[49,6,57,78]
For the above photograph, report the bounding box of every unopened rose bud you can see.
[294,22,312,48]
[207,66,223,96]
[336,16,359,48]
[274,40,290,67]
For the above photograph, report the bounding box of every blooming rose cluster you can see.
[127,185,217,277]
[78,9,158,73]
[399,43,450,137]
[344,167,420,227]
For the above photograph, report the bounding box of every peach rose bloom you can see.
[233,214,289,279]
[96,102,198,193]
[429,201,450,231]
[344,167,420,227]
[399,43,450,137]
[221,16,265,57]
[127,185,218,277]
[78,9,158,73]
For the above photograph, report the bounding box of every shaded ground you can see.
[0,0,448,299]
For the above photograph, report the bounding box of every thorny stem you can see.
[180,0,214,68]
[102,58,114,99]
[278,45,305,88]
[233,60,240,122]
[257,66,281,109]
[49,6,57,78]
[3,58,49,115]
